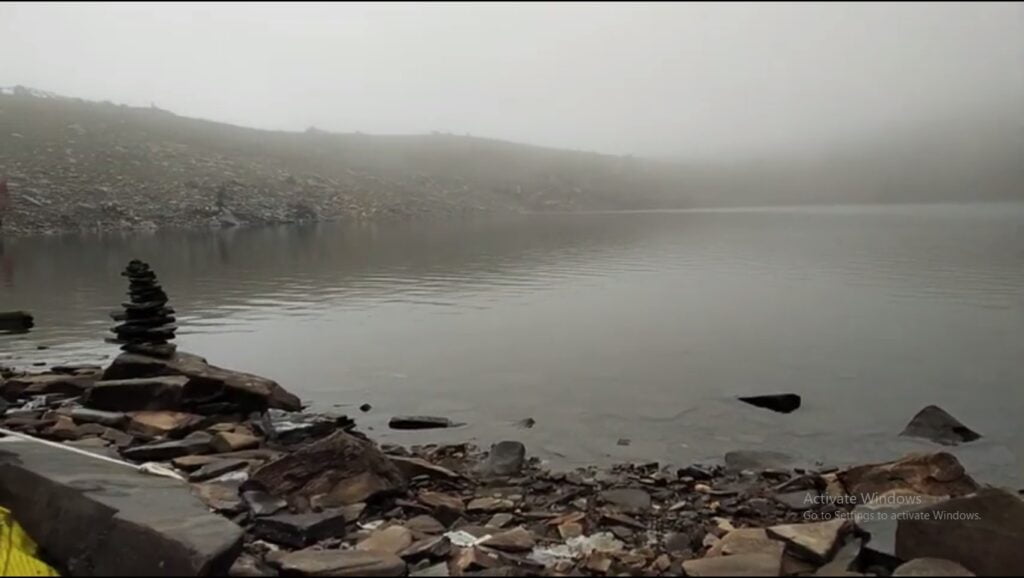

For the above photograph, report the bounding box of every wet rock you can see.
[69,407,127,427]
[768,519,851,564]
[900,406,981,446]
[122,434,212,461]
[480,441,526,477]
[896,488,1024,576]
[839,453,979,500]
[707,528,785,558]
[211,431,260,453]
[246,430,404,505]
[725,450,795,472]
[276,549,406,577]
[242,490,289,517]
[682,553,784,576]
[892,558,976,577]
[357,526,414,555]
[126,410,201,438]
[360,403,372,412]
[102,351,302,412]
[406,515,446,535]
[388,416,455,430]
[252,509,348,548]
[228,553,278,577]
[738,393,802,414]
[83,376,189,411]
[189,458,249,482]
[482,527,535,552]
[599,488,652,514]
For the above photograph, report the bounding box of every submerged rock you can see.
[479,441,526,477]
[738,393,802,414]
[900,405,981,446]
[388,416,455,430]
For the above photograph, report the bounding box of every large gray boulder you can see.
[102,351,302,412]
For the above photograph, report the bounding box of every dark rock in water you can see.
[738,393,801,414]
[122,342,178,358]
[900,405,981,446]
[896,488,1024,576]
[251,509,348,548]
[617,438,631,446]
[0,310,33,332]
[360,403,372,412]
[480,441,526,477]
[515,418,536,429]
[724,450,795,472]
[389,416,455,430]
[245,430,405,506]
[0,373,96,400]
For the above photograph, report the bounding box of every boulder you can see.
[479,441,526,477]
[767,519,851,564]
[102,351,302,412]
[900,406,981,446]
[357,526,414,555]
[246,430,405,505]
[388,416,454,430]
[83,377,189,411]
[276,549,406,577]
[252,509,348,548]
[895,488,1024,576]
[838,453,979,501]
[738,393,802,414]
[682,553,784,576]
[892,558,976,576]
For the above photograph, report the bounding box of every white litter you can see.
[528,532,624,566]
[444,530,491,548]
[359,520,386,532]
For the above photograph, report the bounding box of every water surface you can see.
[2,203,1023,484]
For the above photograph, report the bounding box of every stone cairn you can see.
[109,259,178,357]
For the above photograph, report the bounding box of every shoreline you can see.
[0,351,1019,576]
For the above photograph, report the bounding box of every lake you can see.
[2,202,1023,485]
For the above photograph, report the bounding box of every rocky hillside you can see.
[0,90,689,236]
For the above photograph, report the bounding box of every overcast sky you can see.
[1,2,1022,159]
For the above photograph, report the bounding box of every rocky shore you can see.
[0,261,1021,576]
[1,353,1020,577]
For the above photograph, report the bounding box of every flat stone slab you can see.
[768,519,851,564]
[0,437,243,575]
[277,549,406,577]
[892,558,976,576]
[682,552,784,576]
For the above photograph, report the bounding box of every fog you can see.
[2,2,1022,161]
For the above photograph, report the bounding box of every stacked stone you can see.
[109,259,178,357]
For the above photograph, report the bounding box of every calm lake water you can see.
[2,203,1023,485]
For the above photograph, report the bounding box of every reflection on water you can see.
[2,204,1024,484]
